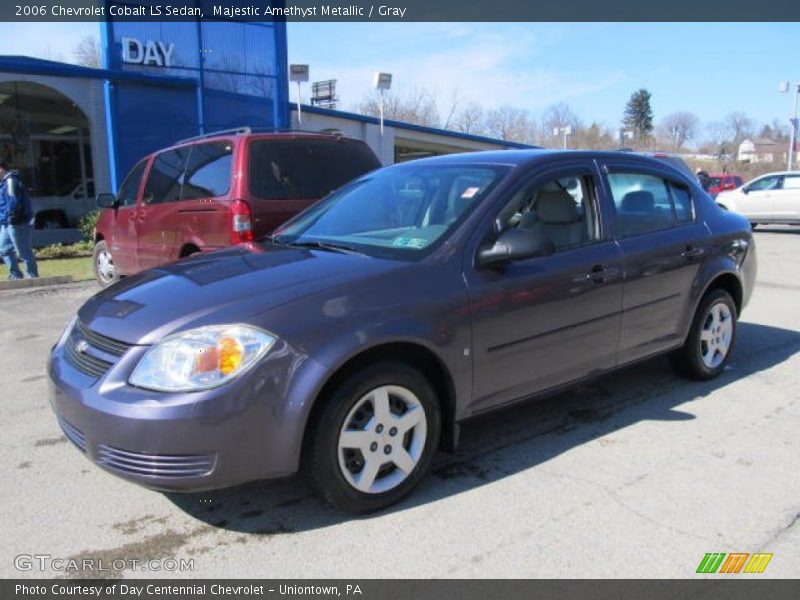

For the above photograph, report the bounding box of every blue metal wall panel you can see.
[102,3,287,184]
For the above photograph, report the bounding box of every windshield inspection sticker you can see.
[461,187,481,199]
[393,237,428,249]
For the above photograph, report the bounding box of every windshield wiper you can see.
[286,240,366,256]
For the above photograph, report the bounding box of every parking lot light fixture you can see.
[373,72,392,135]
[779,80,799,171]
[290,64,310,126]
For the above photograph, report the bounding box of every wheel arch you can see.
[300,341,459,461]
[702,271,743,316]
[179,243,201,258]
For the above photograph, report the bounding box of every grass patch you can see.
[36,257,95,282]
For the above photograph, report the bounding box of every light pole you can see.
[553,126,572,150]
[779,80,799,171]
[373,72,392,135]
[289,64,309,127]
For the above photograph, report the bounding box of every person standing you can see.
[0,160,38,279]
[695,167,711,192]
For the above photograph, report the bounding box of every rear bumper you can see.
[47,332,324,492]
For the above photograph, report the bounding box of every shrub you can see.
[78,210,100,242]
[35,240,94,260]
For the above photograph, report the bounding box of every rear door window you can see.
[117,159,148,207]
[143,147,189,205]
[248,139,380,200]
[182,142,233,200]
[607,172,694,236]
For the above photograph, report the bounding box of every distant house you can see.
[738,138,788,164]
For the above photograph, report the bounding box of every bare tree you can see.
[73,35,102,69]
[441,88,462,131]
[659,111,700,150]
[484,105,534,142]
[724,111,755,149]
[452,102,486,135]
[356,88,440,127]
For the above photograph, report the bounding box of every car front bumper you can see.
[47,326,324,492]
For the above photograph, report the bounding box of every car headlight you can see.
[129,324,276,392]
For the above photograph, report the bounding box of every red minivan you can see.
[93,129,381,286]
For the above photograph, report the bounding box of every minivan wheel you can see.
[93,240,119,287]
[306,362,441,513]
[670,289,737,380]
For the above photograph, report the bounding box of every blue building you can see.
[0,17,287,237]
[0,16,526,241]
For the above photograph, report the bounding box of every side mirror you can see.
[96,193,117,209]
[741,187,750,195]
[477,228,555,268]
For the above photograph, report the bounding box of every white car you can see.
[715,171,800,227]
[32,179,95,229]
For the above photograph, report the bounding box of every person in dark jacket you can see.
[0,160,38,279]
[695,167,711,192]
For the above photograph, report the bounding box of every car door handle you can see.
[681,245,705,259]
[575,265,618,284]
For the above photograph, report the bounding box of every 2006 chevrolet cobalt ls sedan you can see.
[49,149,756,513]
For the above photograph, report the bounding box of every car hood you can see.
[78,244,402,345]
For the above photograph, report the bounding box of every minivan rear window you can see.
[248,139,380,201]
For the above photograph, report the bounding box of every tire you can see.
[306,362,441,513]
[670,289,737,380]
[35,212,68,230]
[93,240,119,288]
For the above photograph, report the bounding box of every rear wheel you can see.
[306,362,441,513]
[670,289,737,380]
[93,240,119,288]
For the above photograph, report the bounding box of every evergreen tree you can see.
[622,89,654,144]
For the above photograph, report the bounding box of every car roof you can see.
[161,129,366,153]
[389,148,687,170]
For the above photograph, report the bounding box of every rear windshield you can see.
[248,139,380,201]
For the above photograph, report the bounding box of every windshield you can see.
[273,163,510,259]
[709,177,722,187]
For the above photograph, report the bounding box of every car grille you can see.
[57,417,86,453]
[96,444,216,478]
[64,321,133,379]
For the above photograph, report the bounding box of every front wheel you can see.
[306,362,441,513]
[670,289,737,380]
[93,240,119,288]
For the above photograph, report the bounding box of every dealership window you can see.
[117,159,148,207]
[499,173,600,252]
[607,172,681,237]
[182,142,233,200]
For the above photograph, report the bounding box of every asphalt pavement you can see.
[1,227,798,579]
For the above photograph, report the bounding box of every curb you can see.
[0,276,74,291]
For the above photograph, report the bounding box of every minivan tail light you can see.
[230,199,254,244]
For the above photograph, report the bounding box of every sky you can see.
[1,21,797,138]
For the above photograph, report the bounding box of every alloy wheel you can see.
[700,301,733,369]
[337,385,427,494]
[96,250,115,283]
